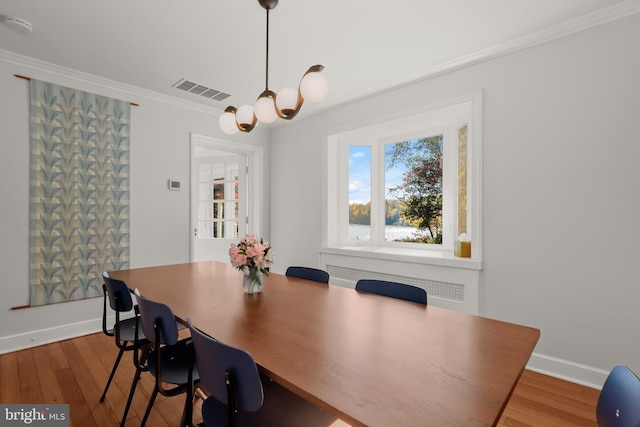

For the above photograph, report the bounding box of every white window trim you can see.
[323,91,483,270]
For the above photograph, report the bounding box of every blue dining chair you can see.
[100,272,147,404]
[285,266,330,284]
[188,318,337,427]
[135,292,200,427]
[355,279,427,304]
[596,364,640,427]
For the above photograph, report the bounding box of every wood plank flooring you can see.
[0,332,600,426]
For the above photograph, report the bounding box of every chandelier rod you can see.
[265,7,270,91]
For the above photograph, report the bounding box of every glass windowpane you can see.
[213,202,224,219]
[199,167,211,181]
[198,183,209,200]
[213,182,224,200]
[212,221,224,238]
[198,202,211,220]
[458,125,468,237]
[349,145,371,241]
[198,221,212,239]
[384,136,443,244]
[212,164,225,179]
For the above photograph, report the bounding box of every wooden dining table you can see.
[109,260,540,427]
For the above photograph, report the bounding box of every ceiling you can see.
[1,0,637,123]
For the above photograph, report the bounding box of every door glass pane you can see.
[198,221,212,239]
[213,221,224,238]
[213,182,224,200]
[349,145,371,241]
[212,164,225,180]
[200,182,211,200]
[198,202,211,220]
[230,221,239,239]
[199,166,211,181]
[213,202,224,219]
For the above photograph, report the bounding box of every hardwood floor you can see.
[0,332,600,426]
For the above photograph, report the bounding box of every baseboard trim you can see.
[527,352,609,390]
[0,317,109,355]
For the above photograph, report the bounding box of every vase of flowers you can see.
[229,234,274,293]
[242,266,263,294]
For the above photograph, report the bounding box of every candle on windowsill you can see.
[454,233,471,258]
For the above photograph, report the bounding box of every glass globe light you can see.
[254,96,278,124]
[235,105,256,127]
[300,72,329,103]
[276,87,298,112]
[219,111,239,135]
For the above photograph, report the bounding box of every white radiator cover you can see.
[320,250,480,314]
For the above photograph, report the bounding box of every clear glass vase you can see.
[242,267,263,293]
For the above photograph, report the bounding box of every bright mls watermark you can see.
[1,405,69,426]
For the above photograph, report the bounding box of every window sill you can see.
[318,245,483,271]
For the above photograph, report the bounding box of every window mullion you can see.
[442,129,455,250]
[336,142,349,246]
[370,143,384,245]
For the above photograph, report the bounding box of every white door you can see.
[193,152,247,262]
[190,133,264,263]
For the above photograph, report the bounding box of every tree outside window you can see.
[386,135,443,244]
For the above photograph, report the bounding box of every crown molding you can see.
[0,49,225,116]
[324,0,640,110]
[3,0,640,120]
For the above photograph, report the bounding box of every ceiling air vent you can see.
[172,78,231,102]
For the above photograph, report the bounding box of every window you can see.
[327,96,481,258]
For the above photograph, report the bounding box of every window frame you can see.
[325,92,483,262]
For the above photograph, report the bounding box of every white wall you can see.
[1,12,638,388]
[0,54,269,351]
[270,13,640,387]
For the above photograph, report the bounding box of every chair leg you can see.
[100,346,126,401]
[140,385,159,427]
[180,382,194,427]
[120,366,142,427]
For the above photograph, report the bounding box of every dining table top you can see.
[109,260,540,427]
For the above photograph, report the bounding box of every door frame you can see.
[189,132,265,262]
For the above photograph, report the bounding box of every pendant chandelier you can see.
[219,0,329,134]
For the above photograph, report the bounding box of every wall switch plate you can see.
[168,179,181,190]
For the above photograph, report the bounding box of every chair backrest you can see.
[355,279,427,304]
[136,293,180,346]
[188,318,263,412]
[596,364,640,427]
[285,266,330,284]
[103,272,134,312]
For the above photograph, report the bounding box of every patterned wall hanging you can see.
[29,79,130,306]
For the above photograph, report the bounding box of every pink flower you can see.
[229,234,274,274]
[229,246,248,268]
[243,234,257,245]
[246,242,264,258]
